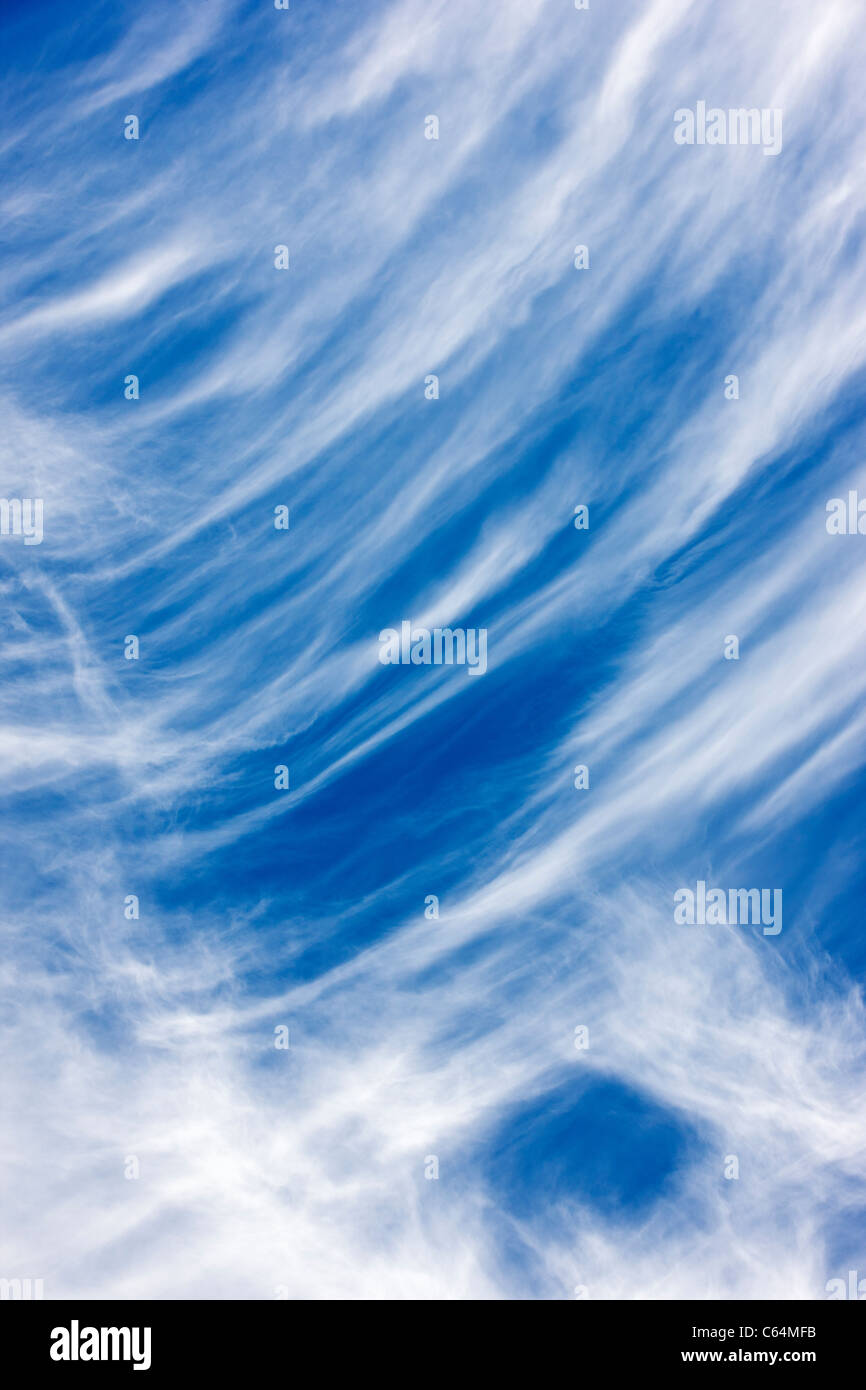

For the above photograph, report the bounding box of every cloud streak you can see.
[1,0,865,1300]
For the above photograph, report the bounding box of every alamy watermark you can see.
[0,1277,43,1300]
[826,1270,866,1299]
[826,491,866,535]
[674,880,782,935]
[0,497,43,544]
[378,620,487,676]
[674,102,782,156]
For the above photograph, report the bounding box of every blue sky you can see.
[1,0,865,1299]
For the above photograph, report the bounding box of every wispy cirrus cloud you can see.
[1,0,865,1300]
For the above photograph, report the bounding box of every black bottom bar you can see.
[3,1298,863,1375]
